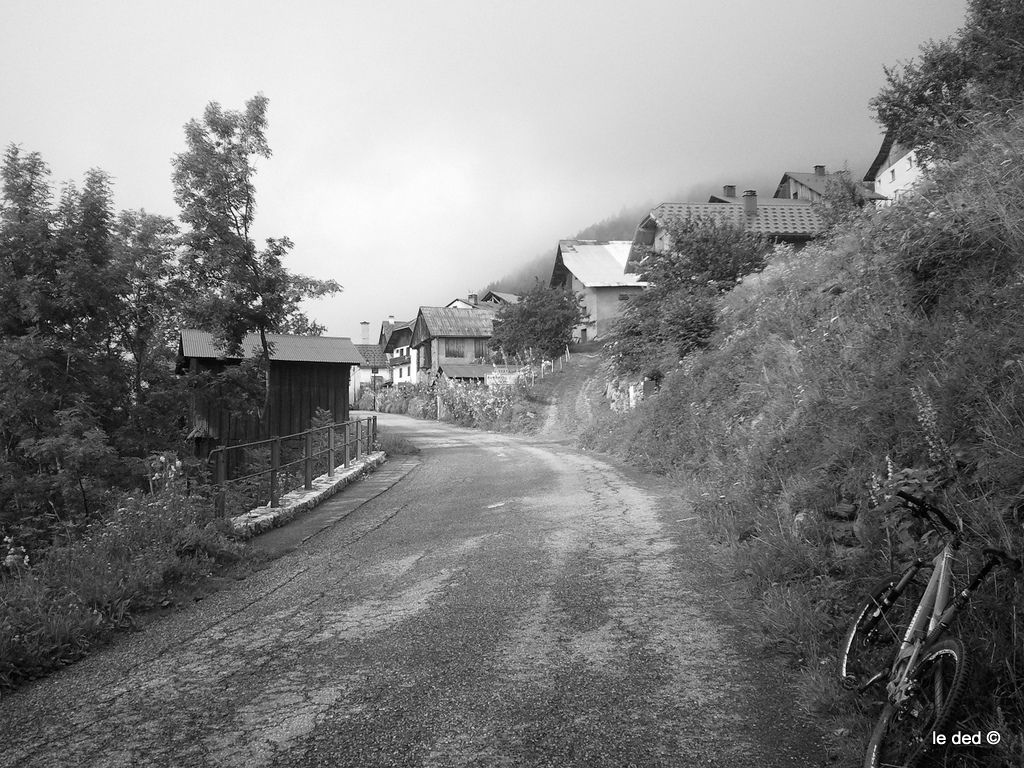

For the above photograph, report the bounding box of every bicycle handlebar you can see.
[895,490,960,534]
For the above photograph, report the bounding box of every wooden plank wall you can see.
[189,359,351,453]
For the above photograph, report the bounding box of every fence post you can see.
[215,449,226,516]
[372,415,377,449]
[327,426,335,477]
[304,431,313,490]
[270,437,281,508]
[343,422,351,468]
[355,419,362,460]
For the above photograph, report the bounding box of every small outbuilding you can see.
[177,328,363,452]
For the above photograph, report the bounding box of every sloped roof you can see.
[627,200,824,269]
[648,201,822,236]
[481,291,520,304]
[179,329,363,364]
[438,363,495,379]
[411,306,496,347]
[379,319,414,350]
[552,240,647,288]
[354,343,390,368]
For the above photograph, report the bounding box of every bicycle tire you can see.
[839,573,924,690]
[863,637,970,768]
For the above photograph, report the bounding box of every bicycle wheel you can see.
[863,637,970,768]
[839,573,923,690]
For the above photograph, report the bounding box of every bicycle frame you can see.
[886,539,959,705]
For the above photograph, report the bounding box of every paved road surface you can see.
[0,414,824,767]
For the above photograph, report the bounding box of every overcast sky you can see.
[3,1,968,341]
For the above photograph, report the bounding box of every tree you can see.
[607,216,767,376]
[870,0,1024,160]
[172,95,339,351]
[489,281,585,360]
[0,150,129,534]
[171,94,340,411]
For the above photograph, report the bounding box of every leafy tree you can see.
[0,150,129,535]
[172,94,340,359]
[490,280,585,360]
[172,94,340,422]
[608,216,767,376]
[871,0,1024,160]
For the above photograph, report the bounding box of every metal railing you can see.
[208,416,378,515]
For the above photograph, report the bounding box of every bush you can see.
[0,486,241,691]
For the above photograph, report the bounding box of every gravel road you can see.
[0,414,825,767]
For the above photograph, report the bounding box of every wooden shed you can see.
[177,329,363,452]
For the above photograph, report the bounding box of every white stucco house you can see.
[549,240,645,342]
[864,131,926,206]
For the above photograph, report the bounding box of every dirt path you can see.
[535,351,607,442]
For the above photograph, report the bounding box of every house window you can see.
[421,344,431,369]
[473,338,488,358]
[444,338,465,357]
[890,169,896,182]
[618,293,631,301]
[906,155,914,169]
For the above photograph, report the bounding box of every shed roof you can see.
[552,240,646,288]
[438,363,495,379]
[179,329,363,364]
[412,306,496,347]
[354,343,390,368]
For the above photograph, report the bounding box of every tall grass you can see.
[0,486,241,690]
[586,109,1024,764]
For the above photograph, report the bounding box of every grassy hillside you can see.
[583,110,1024,765]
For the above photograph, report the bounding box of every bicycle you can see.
[837,490,1021,768]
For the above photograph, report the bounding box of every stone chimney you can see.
[360,321,369,344]
[723,184,736,198]
[814,165,826,176]
[742,190,757,215]
[468,293,478,306]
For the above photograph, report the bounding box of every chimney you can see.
[386,314,395,330]
[742,189,757,215]
[723,184,736,198]
[360,321,369,344]
[814,164,826,176]
[468,293,478,306]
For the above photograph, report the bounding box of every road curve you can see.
[0,414,824,767]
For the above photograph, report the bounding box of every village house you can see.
[863,131,925,206]
[411,304,497,382]
[379,316,418,385]
[176,328,362,454]
[770,165,884,205]
[627,189,825,272]
[549,240,646,342]
[351,339,391,404]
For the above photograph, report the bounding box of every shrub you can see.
[0,485,241,690]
